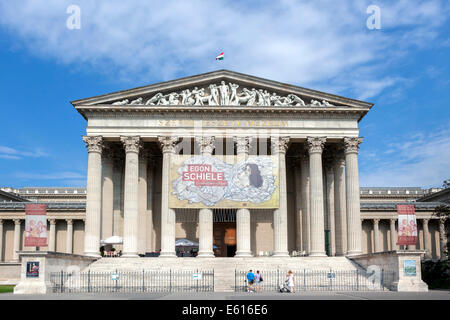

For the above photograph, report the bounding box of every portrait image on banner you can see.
[24,204,47,247]
[169,155,279,208]
[396,204,418,246]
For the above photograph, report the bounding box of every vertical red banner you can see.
[396,204,418,246]
[24,204,48,247]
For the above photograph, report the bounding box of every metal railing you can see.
[235,269,395,292]
[50,269,214,293]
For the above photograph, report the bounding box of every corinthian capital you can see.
[82,136,103,153]
[233,136,252,155]
[306,137,326,154]
[270,137,290,154]
[343,137,363,154]
[120,136,141,153]
[158,136,179,154]
[195,136,215,155]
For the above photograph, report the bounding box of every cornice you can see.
[76,105,368,122]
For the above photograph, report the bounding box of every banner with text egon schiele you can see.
[169,155,279,209]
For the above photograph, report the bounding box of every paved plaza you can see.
[0,290,449,300]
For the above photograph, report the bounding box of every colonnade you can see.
[82,135,365,258]
[0,218,76,262]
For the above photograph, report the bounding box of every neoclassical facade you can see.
[0,70,448,265]
[77,70,373,259]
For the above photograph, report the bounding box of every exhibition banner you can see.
[169,155,279,208]
[396,204,418,246]
[24,203,47,247]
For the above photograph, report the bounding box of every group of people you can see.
[246,270,296,293]
[246,270,264,293]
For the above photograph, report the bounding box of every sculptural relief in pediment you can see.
[109,81,337,108]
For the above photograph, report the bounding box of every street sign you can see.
[193,273,202,280]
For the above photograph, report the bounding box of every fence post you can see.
[88,270,91,293]
[142,269,145,292]
[329,269,332,291]
[60,270,64,293]
[381,269,384,291]
[196,269,199,292]
[356,270,359,291]
[303,269,306,291]
[170,269,172,292]
[115,269,118,292]
[277,269,280,292]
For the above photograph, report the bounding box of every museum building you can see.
[0,70,448,267]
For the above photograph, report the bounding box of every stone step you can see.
[81,257,367,292]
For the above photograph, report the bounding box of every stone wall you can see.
[14,251,97,294]
[0,262,21,284]
[349,250,428,292]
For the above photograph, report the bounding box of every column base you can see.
[234,252,253,258]
[159,252,177,258]
[197,251,215,258]
[272,252,289,257]
[309,252,327,257]
[121,253,139,258]
[345,250,362,257]
[84,252,101,258]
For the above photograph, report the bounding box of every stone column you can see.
[344,137,363,256]
[138,149,148,255]
[0,219,3,261]
[101,146,114,240]
[299,148,310,254]
[48,219,56,252]
[196,136,216,258]
[82,135,103,257]
[390,218,397,251]
[271,136,290,257]
[306,137,327,257]
[13,219,21,261]
[439,218,447,260]
[120,136,142,258]
[333,152,347,256]
[324,156,336,256]
[373,219,380,253]
[293,158,303,251]
[158,136,179,257]
[66,219,73,254]
[422,219,431,259]
[234,137,253,257]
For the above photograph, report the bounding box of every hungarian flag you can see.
[216,52,224,60]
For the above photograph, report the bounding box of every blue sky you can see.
[0,0,449,188]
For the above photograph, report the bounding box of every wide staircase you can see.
[84,257,363,292]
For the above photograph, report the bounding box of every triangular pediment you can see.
[71,70,373,110]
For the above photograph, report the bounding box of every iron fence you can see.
[50,269,214,293]
[235,269,395,292]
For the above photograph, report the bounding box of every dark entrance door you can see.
[213,222,236,257]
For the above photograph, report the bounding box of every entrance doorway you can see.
[213,222,236,257]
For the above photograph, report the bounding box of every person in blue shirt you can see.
[246,270,255,292]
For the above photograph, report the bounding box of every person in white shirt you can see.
[287,270,295,293]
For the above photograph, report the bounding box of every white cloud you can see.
[0,145,49,160]
[0,0,448,99]
[360,126,450,187]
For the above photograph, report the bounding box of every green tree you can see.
[433,204,449,257]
